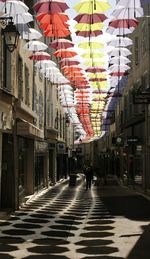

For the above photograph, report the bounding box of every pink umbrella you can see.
[89,78,107,82]
[86,67,106,72]
[29,51,51,61]
[74,13,107,23]
[75,30,103,37]
[109,18,138,29]
[33,0,69,14]
[50,39,74,49]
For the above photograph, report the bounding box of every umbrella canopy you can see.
[35,60,56,69]
[29,52,51,61]
[53,49,77,58]
[75,22,104,31]
[109,64,130,72]
[74,13,107,23]
[44,27,71,38]
[74,0,111,14]
[50,39,74,49]
[5,12,33,24]
[21,28,42,40]
[33,0,69,14]
[109,19,139,29]
[107,36,133,47]
[23,40,48,51]
[107,26,135,35]
[76,30,103,37]
[109,56,131,65]
[36,12,69,25]
[0,0,29,14]
[78,41,104,49]
[112,6,143,19]
[108,47,132,56]
[86,67,106,73]
[81,52,104,59]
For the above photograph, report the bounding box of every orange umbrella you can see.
[53,49,77,58]
[44,28,71,38]
[36,13,69,25]
[62,66,83,72]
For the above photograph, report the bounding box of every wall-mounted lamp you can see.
[1,18,20,52]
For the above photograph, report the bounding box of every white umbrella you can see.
[21,28,42,40]
[40,67,59,74]
[0,0,29,14]
[109,64,130,72]
[23,40,48,51]
[107,26,135,35]
[11,12,33,24]
[117,0,142,8]
[108,47,132,57]
[35,60,56,69]
[107,36,133,47]
[112,6,144,19]
[109,56,131,65]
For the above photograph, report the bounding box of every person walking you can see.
[84,166,93,190]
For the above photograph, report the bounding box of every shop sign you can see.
[127,137,140,144]
[35,141,48,153]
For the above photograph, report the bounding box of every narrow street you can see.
[0,175,150,259]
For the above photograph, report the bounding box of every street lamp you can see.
[1,19,20,52]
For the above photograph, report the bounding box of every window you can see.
[33,83,38,112]
[18,56,23,100]
[25,65,30,106]
[3,44,11,92]
[39,91,43,128]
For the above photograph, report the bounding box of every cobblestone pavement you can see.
[0,175,150,259]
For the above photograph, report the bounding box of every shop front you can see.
[34,141,49,192]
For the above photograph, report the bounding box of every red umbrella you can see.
[76,30,103,37]
[50,39,74,49]
[29,51,51,61]
[86,67,106,73]
[74,13,107,23]
[33,1,69,14]
[109,18,138,28]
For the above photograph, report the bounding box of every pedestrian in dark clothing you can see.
[84,166,93,189]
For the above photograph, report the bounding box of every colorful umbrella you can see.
[74,13,107,23]
[109,18,138,29]
[86,67,106,73]
[33,0,69,14]
[76,30,103,37]
[81,52,104,59]
[75,22,104,31]
[74,0,111,14]
[78,41,104,49]
[36,12,69,25]
[29,51,51,61]
[50,39,74,49]
[53,49,77,58]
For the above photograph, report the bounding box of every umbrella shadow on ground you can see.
[100,195,150,220]
[126,224,150,259]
